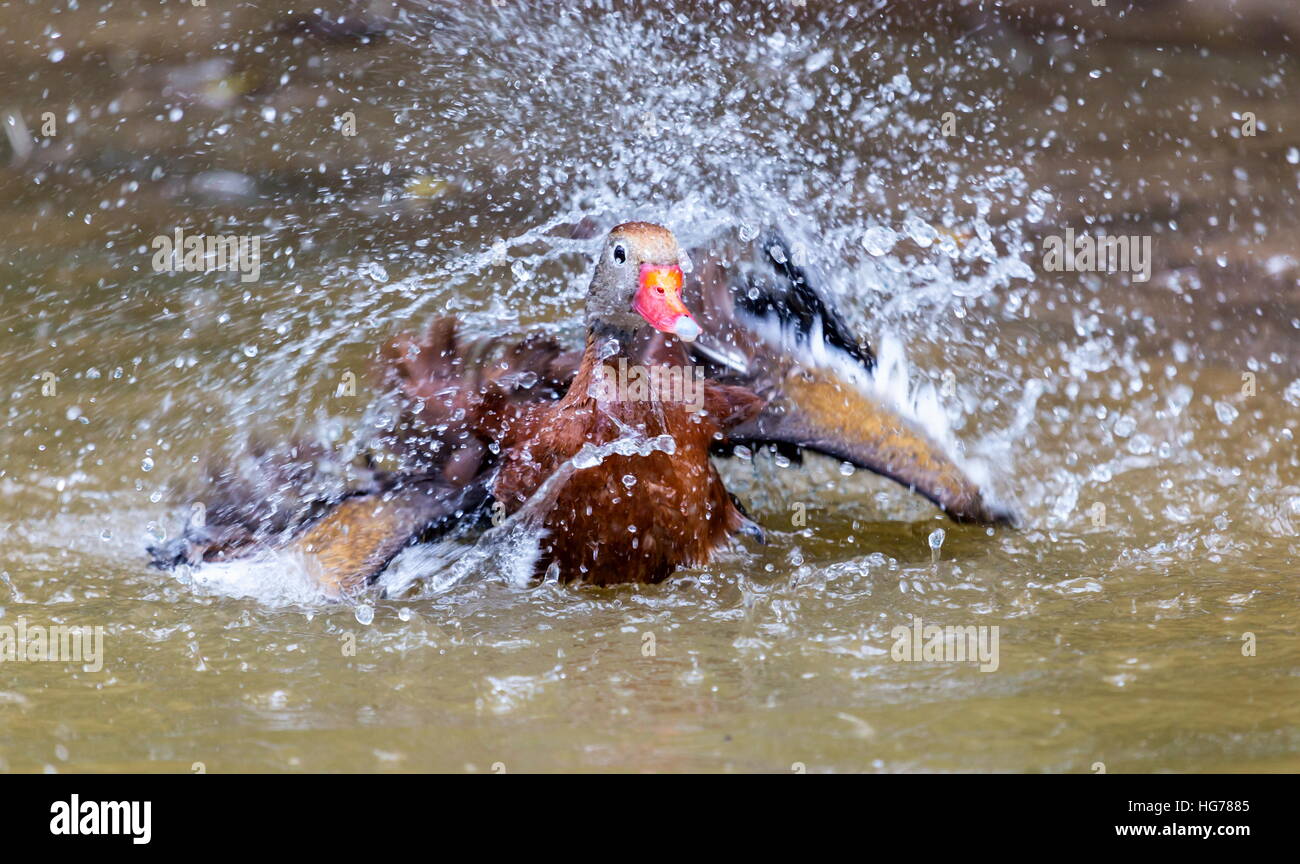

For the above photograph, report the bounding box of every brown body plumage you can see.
[488,331,762,585]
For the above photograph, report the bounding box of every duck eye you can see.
[613,244,626,265]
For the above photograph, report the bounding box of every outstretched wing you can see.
[149,320,557,591]
[285,477,490,597]
[146,439,387,570]
[687,232,1014,525]
[147,438,491,597]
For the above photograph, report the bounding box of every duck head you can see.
[585,222,700,344]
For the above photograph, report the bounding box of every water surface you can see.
[1,1,1297,773]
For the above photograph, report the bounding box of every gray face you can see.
[584,234,648,334]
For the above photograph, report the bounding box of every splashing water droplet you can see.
[928,528,946,563]
[1284,380,1300,407]
[904,216,937,248]
[596,337,620,361]
[650,434,676,455]
[354,603,375,626]
[861,226,897,257]
[360,261,389,283]
[572,444,603,470]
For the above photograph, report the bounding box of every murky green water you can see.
[1,1,1297,772]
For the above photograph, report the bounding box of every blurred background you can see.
[0,0,1296,772]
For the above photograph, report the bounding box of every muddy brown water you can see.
[0,2,1297,772]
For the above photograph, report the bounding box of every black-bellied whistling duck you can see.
[467,222,766,586]
[150,222,1012,596]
